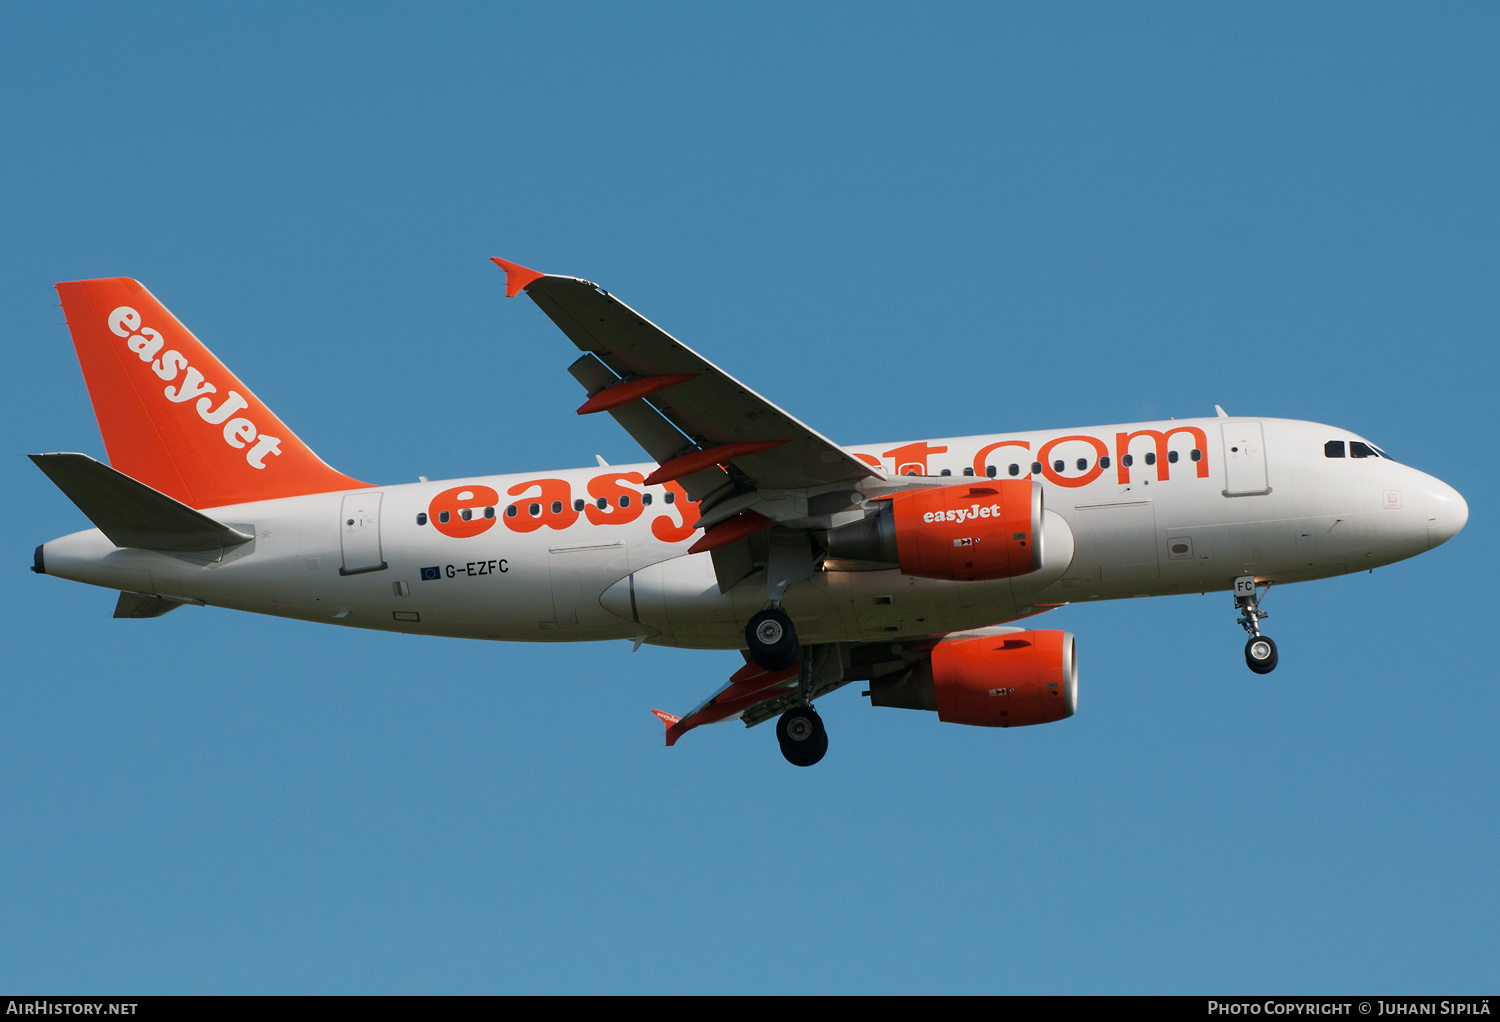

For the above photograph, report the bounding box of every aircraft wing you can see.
[651,657,804,747]
[493,258,884,507]
[650,643,881,746]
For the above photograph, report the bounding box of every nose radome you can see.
[1425,478,1468,550]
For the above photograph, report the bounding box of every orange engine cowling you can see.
[868,629,1077,728]
[826,480,1042,581]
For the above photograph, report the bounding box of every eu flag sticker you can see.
[420,566,441,581]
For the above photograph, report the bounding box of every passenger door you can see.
[339,493,387,575]
[1221,422,1270,496]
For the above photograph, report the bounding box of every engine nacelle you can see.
[826,480,1042,581]
[868,629,1077,728]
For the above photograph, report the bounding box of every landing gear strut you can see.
[1234,575,1278,674]
[746,607,799,672]
[777,705,827,767]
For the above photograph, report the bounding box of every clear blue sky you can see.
[2,2,1495,994]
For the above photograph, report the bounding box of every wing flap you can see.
[567,353,730,500]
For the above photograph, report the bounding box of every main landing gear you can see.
[1234,575,1278,674]
[746,606,799,672]
[746,628,838,768]
[749,607,824,765]
[777,705,827,767]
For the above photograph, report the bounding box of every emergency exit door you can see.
[339,492,387,575]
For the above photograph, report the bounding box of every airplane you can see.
[30,260,1469,766]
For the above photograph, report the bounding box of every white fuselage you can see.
[39,416,1468,648]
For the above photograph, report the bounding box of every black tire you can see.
[778,707,828,767]
[776,705,824,744]
[1245,635,1278,674]
[746,608,799,672]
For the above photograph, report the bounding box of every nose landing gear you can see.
[1234,575,1278,674]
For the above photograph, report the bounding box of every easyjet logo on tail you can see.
[107,306,283,470]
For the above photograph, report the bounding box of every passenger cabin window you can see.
[529,503,541,516]
[1076,458,1088,471]
[665,491,676,504]
[619,495,630,508]
[987,465,998,478]
[1053,459,1065,472]
[1350,441,1378,459]
[573,498,585,511]
[484,506,495,519]
[1190,449,1201,462]
[461,508,472,521]
[505,505,517,518]
[1008,464,1019,476]
[962,467,974,476]
[1122,454,1133,467]
[940,468,951,476]
[552,501,563,514]
[438,510,450,524]
[1168,450,1179,464]
[1145,452,1156,465]
[642,493,653,505]
[416,512,428,526]
[1031,462,1042,475]
[1325,440,1346,458]
[1100,456,1110,469]
[596,497,608,510]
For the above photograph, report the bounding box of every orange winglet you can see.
[490,257,546,298]
[687,510,774,555]
[577,374,699,415]
[651,709,686,747]
[642,441,788,487]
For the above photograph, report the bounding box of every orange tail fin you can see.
[56,277,370,509]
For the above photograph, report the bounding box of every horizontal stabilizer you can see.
[114,591,184,618]
[30,452,254,552]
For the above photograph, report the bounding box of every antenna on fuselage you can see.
[1215,405,1229,418]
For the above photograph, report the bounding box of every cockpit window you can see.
[1328,438,1395,461]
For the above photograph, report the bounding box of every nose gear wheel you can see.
[1233,576,1278,674]
[1245,635,1278,674]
